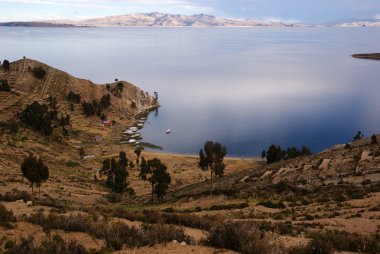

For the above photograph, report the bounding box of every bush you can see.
[288,238,333,254]
[307,230,380,253]
[0,189,31,202]
[0,79,11,92]
[203,221,284,254]
[207,202,249,211]
[32,66,46,79]
[4,240,16,249]
[106,193,122,203]
[66,161,81,167]
[26,212,90,232]
[0,203,16,226]
[25,211,193,251]
[2,60,10,71]
[257,200,285,209]
[67,91,81,103]
[112,208,218,230]
[371,134,378,144]
[3,235,91,254]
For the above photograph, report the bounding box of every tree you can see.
[266,144,283,164]
[100,155,130,193]
[32,66,46,79]
[2,60,10,71]
[371,134,378,144]
[67,91,81,103]
[300,146,312,156]
[152,163,171,202]
[21,155,49,197]
[112,160,128,193]
[139,158,171,203]
[78,147,86,159]
[119,151,128,169]
[19,101,54,135]
[198,141,227,195]
[353,131,363,141]
[134,147,142,169]
[261,150,266,161]
[0,79,11,92]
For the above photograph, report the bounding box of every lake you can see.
[1,27,380,156]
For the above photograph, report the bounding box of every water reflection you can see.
[1,27,379,156]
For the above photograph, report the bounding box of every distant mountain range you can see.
[1,13,380,28]
[46,12,304,27]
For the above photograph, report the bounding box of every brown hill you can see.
[0,58,158,122]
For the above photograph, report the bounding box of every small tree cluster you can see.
[19,101,69,136]
[139,158,171,203]
[0,119,19,134]
[32,66,46,79]
[199,141,227,195]
[265,144,312,164]
[2,59,10,71]
[67,91,81,103]
[82,95,111,118]
[353,131,363,141]
[100,151,133,193]
[0,79,11,92]
[134,147,142,168]
[100,94,111,109]
[21,154,49,196]
[371,134,378,144]
[113,82,124,97]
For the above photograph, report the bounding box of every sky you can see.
[0,0,380,23]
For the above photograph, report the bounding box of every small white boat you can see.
[128,139,137,143]
[124,130,135,134]
[137,123,144,127]
[165,129,171,134]
[131,134,140,138]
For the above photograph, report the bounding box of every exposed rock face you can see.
[0,58,158,122]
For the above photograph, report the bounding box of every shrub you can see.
[0,203,16,227]
[257,200,285,209]
[288,238,333,254]
[112,208,218,230]
[0,79,11,92]
[32,66,46,79]
[140,223,192,246]
[26,212,90,232]
[308,230,380,253]
[19,101,65,136]
[207,202,249,211]
[66,161,81,167]
[106,193,122,203]
[371,134,378,144]
[4,240,16,249]
[67,91,81,103]
[3,235,91,254]
[0,189,32,202]
[2,60,10,71]
[203,221,284,254]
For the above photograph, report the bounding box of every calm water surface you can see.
[1,27,380,156]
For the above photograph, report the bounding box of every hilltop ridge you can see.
[0,58,158,122]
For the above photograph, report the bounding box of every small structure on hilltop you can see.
[101,120,113,129]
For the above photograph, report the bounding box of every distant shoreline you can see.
[352,53,380,60]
